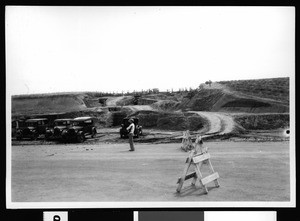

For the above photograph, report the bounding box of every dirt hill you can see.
[11,77,290,136]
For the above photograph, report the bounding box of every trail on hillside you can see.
[208,82,288,105]
[106,96,126,106]
[189,111,236,135]
[126,105,154,111]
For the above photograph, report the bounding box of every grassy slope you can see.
[218,77,289,104]
[12,94,87,115]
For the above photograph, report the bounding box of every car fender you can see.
[77,131,84,136]
[61,129,68,135]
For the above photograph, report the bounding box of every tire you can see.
[77,133,85,143]
[32,133,39,140]
[45,133,51,140]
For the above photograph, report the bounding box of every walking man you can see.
[127,118,135,151]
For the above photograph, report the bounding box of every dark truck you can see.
[45,118,73,140]
[120,117,143,138]
[12,119,26,138]
[16,118,49,140]
[62,117,97,142]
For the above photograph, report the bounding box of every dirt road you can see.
[106,96,128,106]
[10,141,290,204]
[189,111,236,135]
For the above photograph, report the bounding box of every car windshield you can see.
[26,122,38,127]
[55,121,70,126]
[72,121,85,126]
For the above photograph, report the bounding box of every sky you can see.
[6,6,295,95]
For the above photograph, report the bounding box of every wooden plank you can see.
[195,163,208,193]
[201,172,219,186]
[185,171,197,180]
[192,153,210,164]
[177,171,197,184]
[176,156,192,192]
[207,159,220,187]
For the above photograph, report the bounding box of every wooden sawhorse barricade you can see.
[177,135,220,194]
[181,130,194,152]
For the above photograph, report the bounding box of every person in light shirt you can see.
[126,118,135,151]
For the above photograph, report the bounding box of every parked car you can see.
[16,118,49,140]
[45,118,73,140]
[120,117,143,138]
[12,119,26,138]
[62,117,97,142]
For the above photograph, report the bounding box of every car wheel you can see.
[32,133,39,140]
[77,134,85,143]
[45,133,50,140]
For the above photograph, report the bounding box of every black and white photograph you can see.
[5,6,295,208]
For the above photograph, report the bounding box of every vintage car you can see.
[45,118,73,140]
[119,117,143,138]
[12,119,26,138]
[16,118,49,140]
[62,117,97,142]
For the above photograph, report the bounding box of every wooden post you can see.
[181,130,194,152]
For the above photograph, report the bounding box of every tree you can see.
[205,80,212,87]
[152,88,159,94]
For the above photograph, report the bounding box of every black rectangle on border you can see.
[139,211,204,221]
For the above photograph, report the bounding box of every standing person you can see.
[127,118,135,151]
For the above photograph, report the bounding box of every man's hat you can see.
[129,118,134,122]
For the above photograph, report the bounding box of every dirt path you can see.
[189,111,236,135]
[106,96,128,106]
[126,105,153,111]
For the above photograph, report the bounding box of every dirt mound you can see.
[114,96,135,106]
[233,113,289,130]
[144,93,179,101]
[179,89,224,111]
[151,100,181,111]
[129,110,207,131]
[12,94,87,115]
[137,98,158,105]
[218,77,289,104]
[178,83,289,113]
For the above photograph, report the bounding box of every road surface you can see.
[10,141,290,205]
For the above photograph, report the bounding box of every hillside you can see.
[11,77,290,137]
[218,77,289,104]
